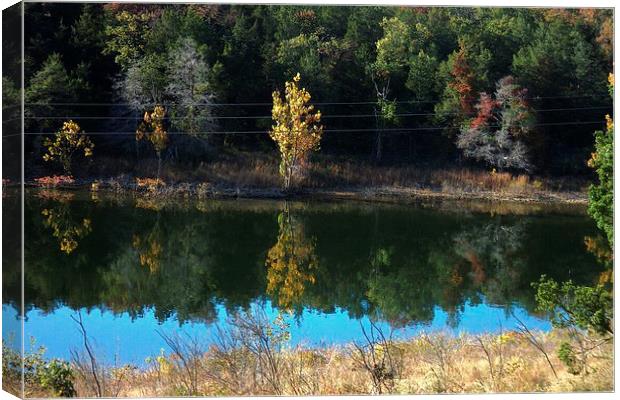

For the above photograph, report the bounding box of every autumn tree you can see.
[136,105,168,178]
[269,73,323,190]
[42,120,94,176]
[434,39,492,136]
[456,76,534,172]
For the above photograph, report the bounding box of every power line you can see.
[16,120,604,136]
[17,106,613,122]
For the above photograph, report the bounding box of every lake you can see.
[1,190,606,366]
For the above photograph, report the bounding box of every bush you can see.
[39,359,77,397]
[1,341,76,397]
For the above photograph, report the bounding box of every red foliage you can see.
[470,93,498,130]
[35,175,75,187]
[449,44,476,115]
[103,3,163,21]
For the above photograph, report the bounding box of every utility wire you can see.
[17,105,613,121]
[13,120,604,137]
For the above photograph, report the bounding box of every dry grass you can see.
[66,328,612,397]
[4,322,612,398]
[431,169,540,194]
[82,152,586,198]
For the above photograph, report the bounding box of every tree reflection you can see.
[16,196,605,328]
[132,224,163,274]
[265,204,318,311]
[583,235,613,284]
[40,197,92,254]
[453,220,526,305]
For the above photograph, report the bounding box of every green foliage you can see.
[533,275,612,336]
[378,98,398,124]
[22,4,614,176]
[587,76,614,246]
[2,341,76,397]
[588,124,614,246]
[374,17,410,78]
[512,18,606,97]
[557,342,581,375]
[406,50,439,99]
[25,53,89,130]
[39,359,77,397]
[104,10,151,70]
[118,53,168,108]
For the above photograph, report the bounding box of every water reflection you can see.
[41,206,91,254]
[266,204,318,311]
[8,191,605,336]
[132,219,163,274]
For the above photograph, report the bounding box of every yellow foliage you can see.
[269,73,324,190]
[132,232,163,274]
[265,208,318,310]
[605,114,613,132]
[41,207,92,254]
[136,177,166,190]
[137,105,169,177]
[136,105,168,154]
[42,120,94,175]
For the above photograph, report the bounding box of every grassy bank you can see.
[3,322,613,397]
[21,152,590,205]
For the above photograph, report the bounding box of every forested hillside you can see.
[9,4,614,179]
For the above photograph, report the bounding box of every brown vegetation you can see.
[28,151,589,205]
[5,315,611,397]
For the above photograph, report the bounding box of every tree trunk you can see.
[374,130,383,163]
[157,155,162,180]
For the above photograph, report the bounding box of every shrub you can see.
[39,359,77,397]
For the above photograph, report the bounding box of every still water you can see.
[2,190,606,366]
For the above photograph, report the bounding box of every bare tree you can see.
[350,319,401,394]
[70,312,103,397]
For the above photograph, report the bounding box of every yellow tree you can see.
[265,205,318,310]
[42,120,94,176]
[136,105,168,178]
[269,73,323,190]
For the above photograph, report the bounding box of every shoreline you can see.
[10,178,589,206]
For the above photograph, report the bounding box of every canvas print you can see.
[1,1,615,397]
